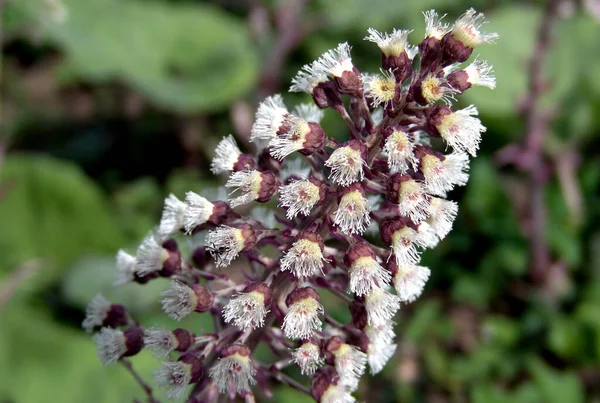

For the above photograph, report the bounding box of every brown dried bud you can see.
[159,239,182,277]
[232,154,258,172]
[335,67,363,97]
[299,122,327,156]
[379,217,408,246]
[311,366,341,402]
[256,171,280,203]
[350,300,368,330]
[343,242,377,269]
[418,36,442,72]
[178,354,205,383]
[312,81,343,110]
[447,69,471,93]
[323,336,345,365]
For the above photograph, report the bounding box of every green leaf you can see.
[0,154,122,281]
[529,360,584,403]
[14,0,259,112]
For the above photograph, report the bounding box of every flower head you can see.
[226,169,279,208]
[451,8,499,48]
[364,287,401,326]
[114,250,137,286]
[280,231,325,279]
[144,327,194,358]
[333,186,371,235]
[250,95,289,142]
[427,197,459,239]
[429,105,486,156]
[278,177,325,219]
[82,294,128,333]
[183,191,215,233]
[423,10,450,39]
[363,70,396,108]
[387,259,431,303]
[158,194,187,237]
[383,129,418,174]
[154,355,204,399]
[209,344,256,395]
[293,340,324,376]
[311,367,356,403]
[211,135,247,174]
[325,140,366,186]
[223,282,272,330]
[282,287,324,339]
[418,148,469,196]
[206,225,256,268]
[386,174,430,222]
[343,242,391,296]
[161,281,213,321]
[323,336,367,391]
[93,327,144,365]
[364,28,412,58]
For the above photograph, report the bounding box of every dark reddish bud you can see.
[312,81,343,109]
[286,287,320,307]
[102,304,129,328]
[350,300,368,330]
[243,282,273,307]
[238,223,258,252]
[191,284,214,313]
[311,366,341,402]
[323,336,345,365]
[379,218,408,246]
[207,201,230,226]
[122,327,144,357]
[385,52,411,84]
[299,122,327,156]
[178,354,205,383]
[133,271,158,284]
[385,173,413,204]
[418,37,442,72]
[335,67,363,97]
[256,171,280,203]
[447,70,471,93]
[258,148,281,173]
[232,154,257,172]
[160,239,182,277]
[191,246,208,268]
[220,343,251,358]
[440,33,473,64]
[347,330,369,353]
[427,104,453,135]
[343,242,377,269]
[173,328,194,352]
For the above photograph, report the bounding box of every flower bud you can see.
[93,326,144,365]
[364,28,412,83]
[293,340,324,376]
[428,104,486,156]
[280,230,325,279]
[379,218,425,266]
[278,177,327,219]
[135,233,181,277]
[282,287,323,340]
[447,58,496,92]
[144,327,195,358]
[385,173,430,222]
[161,281,214,320]
[82,294,129,333]
[207,224,257,267]
[209,343,256,395]
[313,43,363,97]
[154,354,204,399]
[323,336,367,391]
[225,169,280,208]
[441,8,498,64]
[324,140,367,187]
[333,184,371,235]
[418,11,450,71]
[211,134,257,174]
[343,242,391,296]
[269,117,327,160]
[386,258,431,303]
[223,282,272,330]
[311,367,355,403]
[382,128,417,174]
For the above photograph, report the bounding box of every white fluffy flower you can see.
[206,226,247,268]
[451,8,499,47]
[463,58,496,89]
[333,189,371,235]
[423,10,450,39]
[331,342,367,391]
[292,342,323,376]
[225,169,263,208]
[82,294,111,332]
[183,191,214,233]
[364,28,412,57]
[347,255,391,297]
[365,287,401,326]
[211,135,242,174]
[158,194,187,237]
[114,250,136,286]
[280,235,325,279]
[209,345,256,395]
[160,281,198,321]
[383,129,417,174]
[223,289,270,330]
[427,198,459,239]
[392,264,431,303]
[154,361,192,399]
[282,290,323,340]
[313,42,354,78]
[250,94,288,142]
[434,105,486,156]
[93,328,126,365]
[421,151,470,196]
[135,233,168,276]
[290,62,329,94]
[278,179,322,219]
[363,70,396,108]
[144,327,177,358]
[325,145,365,186]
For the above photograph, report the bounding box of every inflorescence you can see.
[85,8,497,402]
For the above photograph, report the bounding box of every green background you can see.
[1,0,599,401]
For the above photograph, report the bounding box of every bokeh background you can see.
[1,0,599,402]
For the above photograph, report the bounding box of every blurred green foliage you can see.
[1,0,600,402]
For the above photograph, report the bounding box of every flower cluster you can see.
[85,9,496,402]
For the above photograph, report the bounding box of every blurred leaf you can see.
[547,315,584,361]
[484,316,520,347]
[529,360,584,403]
[14,0,259,112]
[0,154,122,281]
